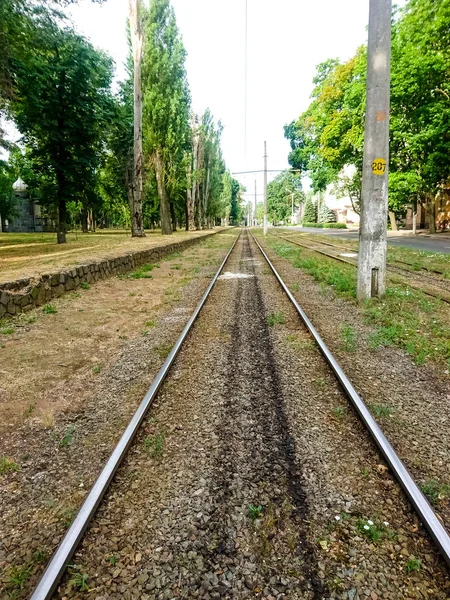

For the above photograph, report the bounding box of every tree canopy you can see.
[284,0,450,229]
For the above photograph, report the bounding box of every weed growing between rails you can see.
[264,235,450,371]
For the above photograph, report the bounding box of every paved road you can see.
[277,226,450,254]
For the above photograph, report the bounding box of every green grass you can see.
[144,432,165,458]
[68,566,89,592]
[248,504,263,520]
[60,424,76,447]
[340,323,357,352]
[80,281,90,290]
[267,236,450,368]
[406,558,421,573]
[155,343,172,359]
[128,263,157,279]
[420,479,450,506]
[357,518,387,542]
[6,564,31,592]
[0,456,19,475]
[332,406,346,418]
[92,364,102,374]
[42,304,57,314]
[23,402,36,418]
[369,403,396,418]
[267,312,286,326]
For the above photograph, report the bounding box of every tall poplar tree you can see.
[142,0,191,235]
[129,0,145,236]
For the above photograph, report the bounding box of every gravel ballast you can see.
[28,231,450,599]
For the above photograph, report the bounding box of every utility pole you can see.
[357,0,392,300]
[263,141,268,235]
[254,180,257,226]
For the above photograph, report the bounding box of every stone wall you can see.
[0,231,220,318]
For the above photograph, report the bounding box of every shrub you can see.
[301,222,346,229]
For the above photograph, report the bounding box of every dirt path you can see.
[20,231,449,599]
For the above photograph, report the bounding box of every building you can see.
[2,177,43,233]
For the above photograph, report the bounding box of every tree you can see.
[302,194,317,224]
[389,0,450,232]
[267,170,304,224]
[230,178,243,224]
[318,203,336,223]
[9,21,113,242]
[142,0,191,235]
[129,0,145,236]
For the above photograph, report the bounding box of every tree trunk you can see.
[412,210,417,234]
[57,193,67,244]
[129,0,145,238]
[81,208,88,233]
[154,150,172,235]
[170,201,177,232]
[388,211,397,231]
[428,194,436,234]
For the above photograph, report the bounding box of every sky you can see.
[13,0,406,202]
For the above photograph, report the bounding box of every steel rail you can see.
[271,232,450,305]
[30,230,242,600]
[250,230,450,568]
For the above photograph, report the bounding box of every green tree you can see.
[230,178,243,224]
[267,170,304,224]
[302,194,317,224]
[142,0,191,235]
[9,21,113,242]
[389,0,450,232]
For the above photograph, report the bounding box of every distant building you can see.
[3,177,43,233]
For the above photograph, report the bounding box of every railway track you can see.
[28,229,450,600]
[273,232,450,304]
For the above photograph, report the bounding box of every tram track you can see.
[272,232,450,304]
[27,229,450,600]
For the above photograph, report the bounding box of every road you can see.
[277,226,450,254]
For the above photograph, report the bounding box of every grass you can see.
[0,456,19,475]
[80,281,90,290]
[6,564,31,592]
[60,424,76,447]
[369,403,396,418]
[92,364,102,374]
[248,504,263,520]
[267,312,286,326]
[0,318,15,334]
[155,343,172,359]
[340,323,357,352]
[107,554,118,566]
[406,557,421,573]
[144,432,165,458]
[266,236,450,369]
[23,402,36,418]
[68,566,89,592]
[420,479,450,506]
[332,406,346,419]
[128,263,156,279]
[42,304,57,314]
[357,518,388,542]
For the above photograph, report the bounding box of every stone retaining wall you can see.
[0,231,220,318]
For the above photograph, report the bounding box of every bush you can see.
[326,222,347,229]
[301,222,347,229]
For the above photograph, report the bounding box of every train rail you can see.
[273,232,450,304]
[29,228,450,600]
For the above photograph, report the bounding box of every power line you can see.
[244,0,248,156]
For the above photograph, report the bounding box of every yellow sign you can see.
[371,158,386,175]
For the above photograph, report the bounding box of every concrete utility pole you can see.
[254,180,257,226]
[263,141,268,235]
[357,0,392,300]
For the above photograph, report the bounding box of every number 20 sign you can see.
[371,158,386,175]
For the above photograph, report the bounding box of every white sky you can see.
[10,1,407,200]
